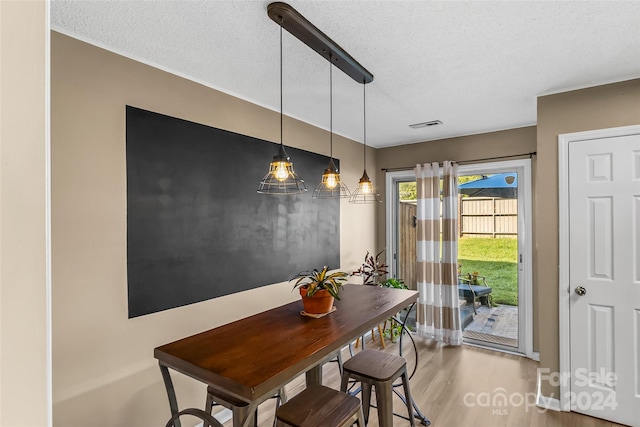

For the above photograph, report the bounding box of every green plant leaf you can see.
[290,266,347,298]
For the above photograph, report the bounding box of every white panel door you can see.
[569,134,640,426]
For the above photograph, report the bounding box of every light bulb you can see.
[325,173,338,189]
[273,161,289,181]
[360,181,372,194]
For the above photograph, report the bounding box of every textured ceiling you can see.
[51,0,640,148]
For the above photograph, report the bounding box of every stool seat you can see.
[342,350,406,381]
[341,350,415,427]
[275,384,364,427]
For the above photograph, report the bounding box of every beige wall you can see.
[51,32,377,426]
[0,1,49,426]
[536,78,640,397]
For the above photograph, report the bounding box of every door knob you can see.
[575,286,587,296]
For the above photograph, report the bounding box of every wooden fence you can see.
[398,201,417,290]
[459,196,517,238]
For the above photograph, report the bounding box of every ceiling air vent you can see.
[409,120,443,129]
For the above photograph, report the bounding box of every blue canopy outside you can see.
[458,173,517,198]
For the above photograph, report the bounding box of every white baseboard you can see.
[536,366,561,412]
[536,394,561,412]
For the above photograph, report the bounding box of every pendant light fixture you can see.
[313,58,351,199]
[257,24,307,195]
[350,82,381,203]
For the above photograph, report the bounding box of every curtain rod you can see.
[380,152,536,172]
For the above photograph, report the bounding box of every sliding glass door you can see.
[385,160,533,356]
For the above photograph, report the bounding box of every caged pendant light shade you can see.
[313,59,351,199]
[350,82,381,203]
[257,24,307,195]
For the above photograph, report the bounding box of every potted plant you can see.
[378,277,407,290]
[378,277,410,342]
[352,249,388,285]
[291,266,348,314]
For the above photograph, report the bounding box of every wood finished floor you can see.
[216,336,627,427]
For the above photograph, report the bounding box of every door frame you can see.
[385,159,534,358]
[558,124,640,412]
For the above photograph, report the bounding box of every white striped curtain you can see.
[415,161,462,345]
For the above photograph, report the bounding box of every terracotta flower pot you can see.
[299,287,335,314]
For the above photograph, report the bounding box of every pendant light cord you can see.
[279,24,283,147]
[363,81,366,168]
[329,56,333,159]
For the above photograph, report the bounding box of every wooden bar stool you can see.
[205,386,287,427]
[340,349,415,427]
[206,349,345,426]
[354,324,386,349]
[275,384,365,427]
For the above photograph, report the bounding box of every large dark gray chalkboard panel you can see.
[126,106,340,318]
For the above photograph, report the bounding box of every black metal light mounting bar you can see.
[267,2,374,84]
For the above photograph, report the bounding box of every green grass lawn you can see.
[458,237,518,306]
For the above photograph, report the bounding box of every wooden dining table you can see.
[154,284,419,427]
